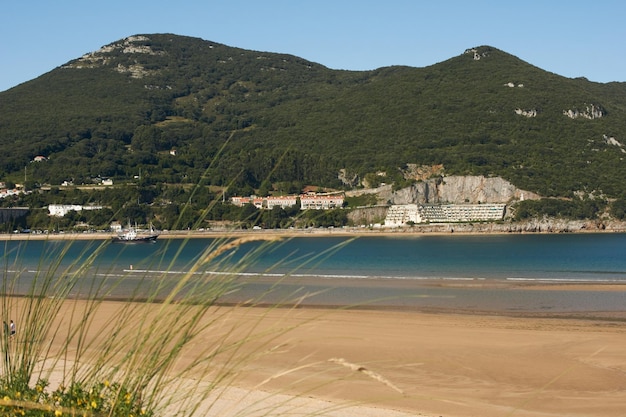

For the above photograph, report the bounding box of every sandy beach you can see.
[8,297,624,417]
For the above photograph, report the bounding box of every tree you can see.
[131,126,161,153]
[610,199,626,220]
[261,206,288,229]
[239,203,259,229]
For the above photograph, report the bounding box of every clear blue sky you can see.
[1,0,625,92]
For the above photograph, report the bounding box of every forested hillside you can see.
[1,34,626,231]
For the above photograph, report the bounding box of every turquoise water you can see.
[3,234,626,312]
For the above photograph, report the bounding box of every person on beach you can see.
[9,320,15,337]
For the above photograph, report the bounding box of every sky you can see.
[1,0,625,92]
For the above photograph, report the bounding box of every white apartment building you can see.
[266,195,298,209]
[384,203,506,225]
[299,193,345,210]
[232,193,344,210]
[384,204,422,227]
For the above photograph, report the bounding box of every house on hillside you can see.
[48,204,103,217]
[266,195,298,209]
[232,193,344,210]
[231,196,252,207]
[299,193,345,210]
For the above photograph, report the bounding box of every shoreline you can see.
[3,221,626,241]
[6,273,626,321]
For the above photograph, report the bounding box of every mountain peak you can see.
[62,34,167,77]
[463,46,495,60]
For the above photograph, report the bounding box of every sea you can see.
[3,233,626,314]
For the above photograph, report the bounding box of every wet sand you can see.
[11,298,626,417]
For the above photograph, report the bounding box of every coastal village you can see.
[230,191,506,226]
[42,191,506,230]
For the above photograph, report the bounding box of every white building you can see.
[48,204,103,217]
[252,197,264,209]
[384,204,422,227]
[420,204,506,223]
[232,193,345,210]
[0,189,23,199]
[231,196,252,207]
[299,193,344,210]
[384,203,506,225]
[266,195,298,209]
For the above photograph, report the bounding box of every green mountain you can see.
[1,33,626,199]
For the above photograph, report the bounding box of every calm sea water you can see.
[3,233,626,313]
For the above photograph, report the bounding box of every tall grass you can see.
[0,148,406,416]
[0,232,361,417]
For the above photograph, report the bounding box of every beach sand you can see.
[12,298,626,417]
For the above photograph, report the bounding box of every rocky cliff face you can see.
[381,175,539,205]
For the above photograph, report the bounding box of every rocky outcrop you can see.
[338,169,360,187]
[515,108,537,118]
[464,48,489,60]
[434,219,625,234]
[383,175,538,205]
[62,35,164,78]
[346,206,388,225]
[603,134,625,153]
[563,104,605,119]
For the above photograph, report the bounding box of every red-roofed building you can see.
[299,193,344,210]
[266,195,298,209]
[231,196,252,207]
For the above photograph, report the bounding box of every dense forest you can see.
[1,34,626,231]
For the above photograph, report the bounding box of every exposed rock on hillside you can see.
[346,206,388,226]
[563,104,605,119]
[515,108,537,117]
[603,134,625,153]
[338,169,360,187]
[383,175,539,205]
[400,164,445,181]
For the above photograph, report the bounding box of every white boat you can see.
[112,223,159,243]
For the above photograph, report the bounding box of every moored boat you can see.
[112,224,159,243]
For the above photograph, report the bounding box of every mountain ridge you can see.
[1,33,626,202]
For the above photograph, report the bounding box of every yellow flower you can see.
[54,410,62,416]
[3,395,10,402]
[91,400,98,409]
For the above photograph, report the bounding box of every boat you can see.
[112,223,159,243]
